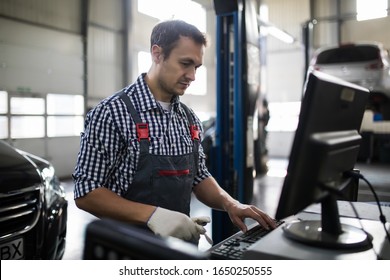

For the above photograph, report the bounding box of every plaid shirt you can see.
[73,74,211,199]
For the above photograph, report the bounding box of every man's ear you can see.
[151,45,163,63]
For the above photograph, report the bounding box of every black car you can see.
[0,140,67,259]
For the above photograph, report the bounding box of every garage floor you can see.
[61,158,390,260]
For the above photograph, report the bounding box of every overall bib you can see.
[118,91,200,216]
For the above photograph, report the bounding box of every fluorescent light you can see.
[257,13,296,44]
[267,26,295,44]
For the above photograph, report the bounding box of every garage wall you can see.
[0,0,82,32]
[0,17,84,95]
[342,17,390,47]
[311,0,390,49]
[0,0,85,177]
[87,0,125,108]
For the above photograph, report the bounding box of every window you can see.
[357,0,388,21]
[137,0,206,32]
[47,94,84,115]
[266,102,301,132]
[0,91,7,114]
[186,66,207,95]
[138,51,151,74]
[47,116,84,137]
[0,117,7,139]
[10,96,45,138]
[11,116,45,138]
[0,91,7,139]
[47,94,84,137]
[11,97,45,115]
[0,92,84,139]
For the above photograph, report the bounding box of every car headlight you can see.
[41,165,65,209]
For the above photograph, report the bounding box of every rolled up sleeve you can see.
[73,104,124,199]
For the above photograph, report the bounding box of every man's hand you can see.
[147,207,203,242]
[225,201,277,233]
[191,216,211,227]
[192,216,213,245]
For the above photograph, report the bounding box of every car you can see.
[309,42,390,97]
[0,140,67,260]
[308,42,390,119]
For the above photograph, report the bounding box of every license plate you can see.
[0,238,24,260]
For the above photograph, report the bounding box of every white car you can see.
[309,42,390,99]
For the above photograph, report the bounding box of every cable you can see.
[344,170,390,244]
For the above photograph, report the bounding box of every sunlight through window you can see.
[138,51,151,74]
[137,0,206,32]
[267,102,301,132]
[357,0,388,21]
[47,94,84,137]
[0,91,7,114]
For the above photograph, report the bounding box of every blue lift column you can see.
[212,0,261,243]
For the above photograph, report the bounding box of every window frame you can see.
[0,91,85,140]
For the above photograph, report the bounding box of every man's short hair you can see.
[150,20,207,59]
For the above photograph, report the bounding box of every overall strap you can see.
[117,90,142,123]
[180,103,200,171]
[180,103,200,142]
[117,90,149,154]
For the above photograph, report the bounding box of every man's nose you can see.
[186,67,196,81]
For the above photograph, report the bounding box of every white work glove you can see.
[192,216,213,245]
[191,216,211,227]
[147,207,203,242]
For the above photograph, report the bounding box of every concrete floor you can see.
[61,158,390,260]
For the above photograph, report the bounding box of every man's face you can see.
[155,36,204,99]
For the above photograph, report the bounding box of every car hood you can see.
[0,141,42,192]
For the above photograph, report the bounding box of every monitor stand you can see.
[282,195,371,250]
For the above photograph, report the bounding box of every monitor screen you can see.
[275,70,371,249]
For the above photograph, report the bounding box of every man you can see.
[73,20,276,244]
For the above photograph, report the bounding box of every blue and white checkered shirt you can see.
[73,74,211,199]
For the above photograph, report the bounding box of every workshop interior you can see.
[0,0,390,260]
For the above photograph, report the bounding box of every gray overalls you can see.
[118,91,200,216]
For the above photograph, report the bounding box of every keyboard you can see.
[208,220,284,260]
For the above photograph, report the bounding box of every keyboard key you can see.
[209,220,284,260]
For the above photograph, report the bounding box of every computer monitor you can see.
[83,219,209,260]
[275,70,371,249]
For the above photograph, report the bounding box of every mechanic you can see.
[73,19,276,244]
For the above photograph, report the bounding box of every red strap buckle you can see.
[190,125,200,140]
[136,123,149,141]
